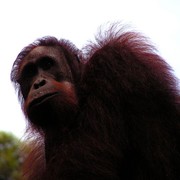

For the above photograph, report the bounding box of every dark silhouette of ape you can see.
[11,25,180,180]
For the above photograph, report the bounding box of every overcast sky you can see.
[0,0,179,138]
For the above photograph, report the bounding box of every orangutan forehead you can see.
[17,46,65,74]
[25,46,63,60]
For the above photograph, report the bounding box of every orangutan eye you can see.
[40,56,55,70]
[21,63,37,79]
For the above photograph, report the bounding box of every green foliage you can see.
[0,131,23,180]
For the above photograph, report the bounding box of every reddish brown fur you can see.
[11,25,180,180]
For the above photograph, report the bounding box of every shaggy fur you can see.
[11,25,180,180]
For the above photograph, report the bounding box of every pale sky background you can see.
[0,0,179,138]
